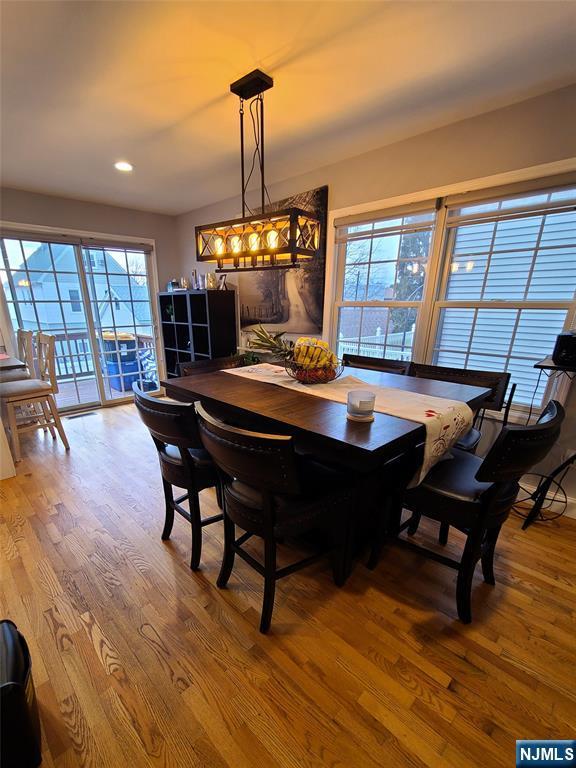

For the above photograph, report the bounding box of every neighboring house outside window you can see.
[69,289,82,312]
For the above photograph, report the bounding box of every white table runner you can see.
[223,364,473,484]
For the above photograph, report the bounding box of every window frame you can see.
[330,176,576,417]
[331,204,441,363]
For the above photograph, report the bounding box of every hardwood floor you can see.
[1,404,575,767]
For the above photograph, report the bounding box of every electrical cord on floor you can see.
[512,467,572,522]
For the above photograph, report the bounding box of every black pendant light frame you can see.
[196,70,321,273]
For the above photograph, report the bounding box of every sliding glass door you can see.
[0,235,160,410]
[82,245,157,402]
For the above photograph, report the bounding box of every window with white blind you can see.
[432,186,576,407]
[332,178,576,412]
[334,207,436,361]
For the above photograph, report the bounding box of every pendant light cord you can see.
[242,95,272,215]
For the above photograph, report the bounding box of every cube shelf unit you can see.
[158,289,237,377]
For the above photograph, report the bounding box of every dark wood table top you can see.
[0,356,25,371]
[535,357,576,373]
[163,367,491,469]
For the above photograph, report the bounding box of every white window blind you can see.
[433,186,576,407]
[334,207,436,361]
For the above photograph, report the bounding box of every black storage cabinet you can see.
[158,289,237,378]
[0,619,42,767]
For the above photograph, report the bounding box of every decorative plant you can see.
[242,351,261,366]
[248,325,341,384]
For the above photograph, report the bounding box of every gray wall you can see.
[177,84,576,272]
[177,84,576,500]
[0,187,179,286]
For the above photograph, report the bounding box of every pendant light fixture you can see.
[196,70,321,272]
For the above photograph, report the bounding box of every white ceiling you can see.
[1,1,575,215]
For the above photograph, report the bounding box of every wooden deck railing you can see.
[52,331,155,381]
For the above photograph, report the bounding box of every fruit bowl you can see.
[284,359,344,385]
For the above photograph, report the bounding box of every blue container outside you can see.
[106,359,140,392]
[102,337,137,362]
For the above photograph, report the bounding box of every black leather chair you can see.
[408,362,515,453]
[133,384,222,570]
[381,401,564,623]
[342,353,410,375]
[179,355,245,377]
[196,403,358,633]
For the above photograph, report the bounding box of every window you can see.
[433,187,576,406]
[69,288,81,312]
[334,208,436,361]
[332,179,576,412]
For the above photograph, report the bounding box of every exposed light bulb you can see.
[248,233,260,251]
[214,236,224,255]
[267,230,279,249]
[230,235,241,253]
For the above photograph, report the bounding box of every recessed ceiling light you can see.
[114,160,133,172]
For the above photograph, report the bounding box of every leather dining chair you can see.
[133,384,222,570]
[342,353,410,375]
[195,402,358,633]
[178,355,245,377]
[385,400,564,623]
[408,362,515,453]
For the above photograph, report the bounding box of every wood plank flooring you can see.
[1,404,575,767]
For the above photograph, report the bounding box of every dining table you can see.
[162,366,491,472]
[163,365,492,577]
[0,354,26,372]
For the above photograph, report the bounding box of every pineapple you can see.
[248,326,340,384]
[248,325,294,360]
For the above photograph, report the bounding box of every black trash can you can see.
[0,619,42,768]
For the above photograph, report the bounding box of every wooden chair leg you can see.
[481,525,502,586]
[33,402,47,433]
[6,402,21,462]
[456,527,484,624]
[161,479,175,540]
[407,512,421,536]
[40,401,56,439]
[367,504,388,571]
[260,537,277,634]
[215,481,223,510]
[439,522,449,546]
[368,494,399,570]
[332,510,350,586]
[217,514,236,588]
[189,490,202,571]
[46,396,69,450]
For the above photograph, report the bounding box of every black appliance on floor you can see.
[1,619,42,767]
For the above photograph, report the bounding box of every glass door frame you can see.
[0,226,164,411]
[76,242,163,406]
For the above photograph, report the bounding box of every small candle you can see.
[347,389,376,422]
